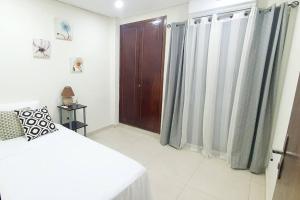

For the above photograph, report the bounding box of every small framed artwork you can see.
[70,57,83,73]
[32,39,51,59]
[55,18,72,41]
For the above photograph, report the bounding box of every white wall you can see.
[256,0,300,199]
[0,0,116,133]
[120,4,188,24]
[189,0,255,14]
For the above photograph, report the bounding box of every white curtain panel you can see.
[227,8,259,162]
[182,11,250,157]
[202,14,222,156]
[181,17,211,150]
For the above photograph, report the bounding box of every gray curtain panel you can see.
[160,22,187,148]
[267,4,298,161]
[230,4,290,173]
[250,4,290,173]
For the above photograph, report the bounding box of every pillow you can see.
[0,111,24,141]
[15,106,57,141]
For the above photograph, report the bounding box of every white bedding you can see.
[0,125,151,200]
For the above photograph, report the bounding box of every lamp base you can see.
[63,97,73,106]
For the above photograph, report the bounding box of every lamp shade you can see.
[61,86,75,97]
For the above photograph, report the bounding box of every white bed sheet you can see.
[0,125,151,200]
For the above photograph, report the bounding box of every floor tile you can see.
[147,147,204,184]
[186,158,252,200]
[249,174,266,200]
[178,186,220,200]
[148,167,185,200]
[251,174,266,186]
[89,124,266,200]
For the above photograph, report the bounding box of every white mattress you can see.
[0,125,151,200]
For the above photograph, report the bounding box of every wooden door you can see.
[139,17,166,133]
[273,74,300,200]
[119,17,166,133]
[119,24,140,127]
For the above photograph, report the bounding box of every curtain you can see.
[182,12,249,157]
[267,4,298,161]
[161,3,294,174]
[181,17,211,150]
[228,4,291,173]
[160,22,187,148]
[203,12,249,157]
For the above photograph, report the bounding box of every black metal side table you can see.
[57,104,88,136]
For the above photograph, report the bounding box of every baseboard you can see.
[87,123,119,136]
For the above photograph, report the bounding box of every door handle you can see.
[272,135,289,156]
[273,150,299,158]
[272,150,284,155]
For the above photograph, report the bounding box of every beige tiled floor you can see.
[89,124,266,200]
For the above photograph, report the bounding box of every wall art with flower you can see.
[32,39,51,59]
[55,19,72,41]
[70,57,83,73]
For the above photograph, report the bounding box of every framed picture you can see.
[32,39,51,59]
[70,57,83,73]
[55,18,72,41]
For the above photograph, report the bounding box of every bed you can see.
[0,104,151,200]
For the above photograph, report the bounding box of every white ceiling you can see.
[57,0,189,18]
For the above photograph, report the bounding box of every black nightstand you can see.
[57,104,88,136]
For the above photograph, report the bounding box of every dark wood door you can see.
[119,24,140,127]
[119,17,166,133]
[273,74,300,200]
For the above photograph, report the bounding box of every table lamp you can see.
[61,86,75,106]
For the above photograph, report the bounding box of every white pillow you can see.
[0,101,40,111]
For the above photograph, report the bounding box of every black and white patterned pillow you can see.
[15,106,57,141]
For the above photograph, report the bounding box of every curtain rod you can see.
[192,1,299,23]
[261,1,299,14]
[192,8,251,21]
[167,1,299,28]
[166,23,186,29]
